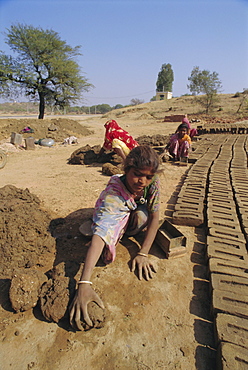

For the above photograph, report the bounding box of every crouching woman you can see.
[165,123,191,161]
[69,145,160,330]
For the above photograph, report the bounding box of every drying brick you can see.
[212,289,248,319]
[209,257,248,279]
[215,313,248,349]
[173,210,204,227]
[210,273,248,295]
[208,227,246,243]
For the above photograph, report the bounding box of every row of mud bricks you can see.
[173,134,248,369]
[197,126,248,135]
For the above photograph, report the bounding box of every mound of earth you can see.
[0,185,56,279]
[68,145,122,165]
[136,134,170,146]
[0,118,93,142]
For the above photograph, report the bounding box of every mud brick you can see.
[207,244,248,262]
[235,194,248,202]
[177,190,205,202]
[183,179,206,188]
[207,193,234,202]
[208,227,245,242]
[173,210,204,227]
[208,178,231,185]
[210,273,248,295]
[188,170,208,179]
[176,197,203,207]
[232,175,248,182]
[233,186,248,194]
[209,258,248,279]
[232,179,248,186]
[207,196,235,207]
[207,209,240,222]
[237,199,248,207]
[209,174,230,181]
[208,220,242,233]
[174,203,203,212]
[208,185,232,193]
[180,186,206,197]
[207,235,247,250]
[209,172,229,178]
[236,199,248,209]
[212,289,248,319]
[208,189,233,199]
[207,202,234,214]
[217,340,248,369]
[240,216,248,229]
[244,228,248,241]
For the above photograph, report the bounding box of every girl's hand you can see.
[69,284,104,330]
[131,255,157,280]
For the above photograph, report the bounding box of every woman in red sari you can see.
[99,120,139,161]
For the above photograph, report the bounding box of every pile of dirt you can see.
[68,144,122,166]
[0,118,93,142]
[0,184,105,327]
[0,185,56,278]
[136,134,170,146]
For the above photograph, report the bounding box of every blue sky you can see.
[0,0,247,106]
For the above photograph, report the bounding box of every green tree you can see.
[96,104,112,114]
[0,24,92,119]
[187,66,222,114]
[156,63,174,92]
[114,104,124,109]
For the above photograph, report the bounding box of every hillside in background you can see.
[0,94,247,123]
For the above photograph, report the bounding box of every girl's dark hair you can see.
[177,123,188,131]
[124,145,160,174]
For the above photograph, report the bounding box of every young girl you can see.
[181,115,198,139]
[165,123,191,161]
[98,120,139,161]
[70,145,160,330]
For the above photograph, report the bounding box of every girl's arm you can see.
[131,210,159,280]
[140,210,159,254]
[69,234,105,330]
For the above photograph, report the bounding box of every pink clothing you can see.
[92,174,160,264]
[182,117,191,129]
[169,133,191,160]
[182,117,198,139]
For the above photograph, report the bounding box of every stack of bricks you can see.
[206,135,248,368]
[172,133,248,367]
[173,136,225,227]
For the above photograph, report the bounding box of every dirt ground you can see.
[0,112,217,370]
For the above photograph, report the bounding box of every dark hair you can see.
[124,145,159,174]
[177,123,188,131]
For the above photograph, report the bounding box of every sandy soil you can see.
[0,113,216,370]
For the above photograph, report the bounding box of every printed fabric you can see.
[103,120,139,151]
[92,174,160,263]
[169,133,191,160]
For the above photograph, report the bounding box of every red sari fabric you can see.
[103,120,139,151]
